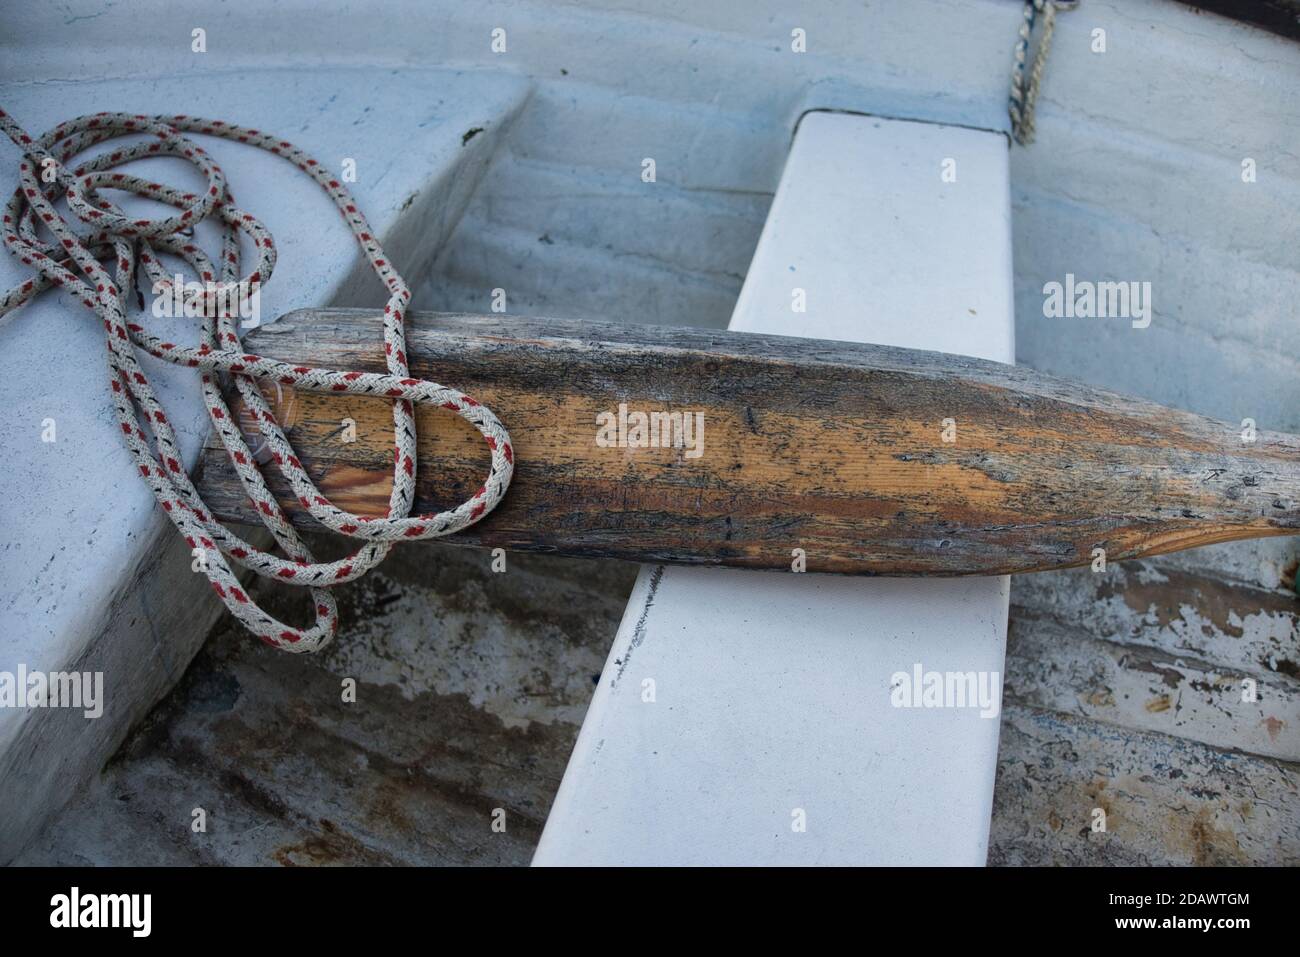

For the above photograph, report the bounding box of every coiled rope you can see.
[1009,0,1076,145]
[0,109,514,653]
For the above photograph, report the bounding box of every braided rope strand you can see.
[0,109,514,652]
[1019,1,1059,145]
[1008,0,1040,139]
[1009,0,1075,146]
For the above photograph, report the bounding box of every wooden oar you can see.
[193,309,1300,576]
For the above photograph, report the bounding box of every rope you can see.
[1009,0,1075,146]
[0,109,515,653]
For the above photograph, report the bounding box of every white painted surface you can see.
[534,112,1014,865]
[0,0,1293,864]
[0,67,530,860]
[2,4,1294,423]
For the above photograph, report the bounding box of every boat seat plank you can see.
[533,111,1016,865]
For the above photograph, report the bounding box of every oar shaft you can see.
[195,310,1300,575]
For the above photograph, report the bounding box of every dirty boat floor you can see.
[15,543,1300,866]
[15,545,636,866]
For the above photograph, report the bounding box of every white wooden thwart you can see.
[534,111,1016,865]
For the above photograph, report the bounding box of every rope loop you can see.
[0,108,514,652]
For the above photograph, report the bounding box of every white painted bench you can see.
[534,111,1015,865]
[0,67,530,861]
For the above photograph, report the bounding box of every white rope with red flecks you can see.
[0,109,514,653]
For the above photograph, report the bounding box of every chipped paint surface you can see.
[15,545,636,866]
[1012,559,1300,684]
[1000,555,1299,864]
[16,545,1300,865]
[326,567,615,730]
[1006,617,1299,760]
[991,705,1299,866]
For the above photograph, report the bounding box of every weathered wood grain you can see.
[195,309,1300,575]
